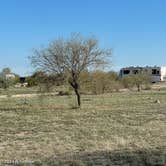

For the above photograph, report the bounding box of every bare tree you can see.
[31,33,112,107]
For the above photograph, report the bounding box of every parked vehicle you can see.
[120,66,166,83]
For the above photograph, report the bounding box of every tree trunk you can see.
[74,88,81,107]
[69,79,81,107]
[137,84,141,92]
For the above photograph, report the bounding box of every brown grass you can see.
[0,90,165,165]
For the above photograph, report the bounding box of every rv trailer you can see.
[120,66,166,83]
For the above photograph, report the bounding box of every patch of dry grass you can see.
[0,90,165,165]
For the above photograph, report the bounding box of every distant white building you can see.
[120,66,166,83]
[5,73,16,80]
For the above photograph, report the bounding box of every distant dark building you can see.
[19,77,26,83]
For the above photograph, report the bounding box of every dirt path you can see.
[0,92,58,99]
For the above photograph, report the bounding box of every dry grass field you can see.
[0,89,166,165]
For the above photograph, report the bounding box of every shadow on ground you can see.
[35,148,166,166]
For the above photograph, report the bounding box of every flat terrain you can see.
[0,89,166,165]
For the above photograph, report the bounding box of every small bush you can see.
[79,70,120,94]
[121,73,151,91]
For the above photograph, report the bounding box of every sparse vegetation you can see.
[121,72,151,91]
[79,70,121,94]
[0,68,20,89]
[0,87,165,165]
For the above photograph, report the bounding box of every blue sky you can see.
[0,0,166,76]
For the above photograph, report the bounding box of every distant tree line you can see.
[0,67,151,96]
[26,69,151,94]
